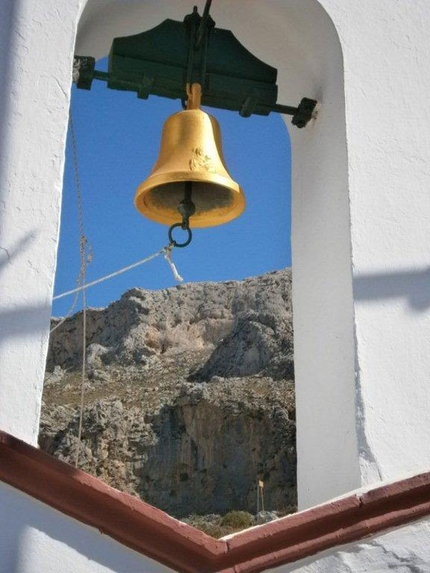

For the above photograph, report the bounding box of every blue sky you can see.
[52,59,292,316]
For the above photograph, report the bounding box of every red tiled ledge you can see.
[1,430,430,573]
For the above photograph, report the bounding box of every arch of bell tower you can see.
[76,0,359,510]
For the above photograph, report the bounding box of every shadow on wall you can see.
[0,482,165,573]
[0,0,21,232]
[0,232,49,346]
[354,267,430,311]
[0,234,35,276]
[0,303,52,344]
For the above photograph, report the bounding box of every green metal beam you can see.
[73,6,316,127]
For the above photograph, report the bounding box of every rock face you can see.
[41,269,296,519]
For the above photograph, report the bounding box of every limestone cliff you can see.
[40,269,296,519]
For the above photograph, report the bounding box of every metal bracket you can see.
[73,4,317,128]
[73,56,96,90]
[291,98,318,128]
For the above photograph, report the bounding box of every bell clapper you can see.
[167,85,201,248]
[167,181,196,248]
[178,181,196,229]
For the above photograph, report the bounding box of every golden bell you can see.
[135,102,245,228]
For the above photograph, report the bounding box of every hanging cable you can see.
[51,116,92,331]
[69,111,93,469]
[75,240,88,469]
[69,114,94,270]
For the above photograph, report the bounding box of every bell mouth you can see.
[135,177,245,228]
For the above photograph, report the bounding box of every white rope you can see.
[53,244,183,301]
[164,246,184,282]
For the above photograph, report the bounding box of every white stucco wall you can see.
[3,478,430,573]
[330,0,430,487]
[0,0,84,445]
[1,0,430,516]
[0,481,173,573]
[267,517,430,573]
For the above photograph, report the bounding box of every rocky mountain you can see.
[40,269,296,523]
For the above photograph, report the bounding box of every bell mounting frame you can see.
[73,2,317,127]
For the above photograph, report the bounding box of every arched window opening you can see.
[41,44,295,535]
[0,0,377,542]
